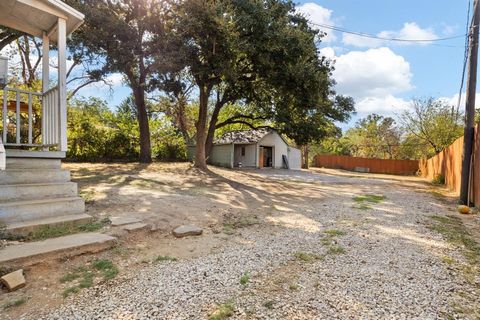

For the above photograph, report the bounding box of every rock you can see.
[172,225,203,238]
[457,205,471,214]
[123,223,149,232]
[1,269,26,291]
[110,216,142,226]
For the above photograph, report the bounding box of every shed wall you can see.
[258,132,288,169]
[288,147,301,170]
[233,144,256,167]
[209,144,233,168]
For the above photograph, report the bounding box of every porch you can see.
[0,0,85,167]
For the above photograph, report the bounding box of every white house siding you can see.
[187,145,233,168]
[209,144,234,168]
[233,144,256,167]
[258,132,289,169]
[288,147,301,170]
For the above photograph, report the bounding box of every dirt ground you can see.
[1,163,479,319]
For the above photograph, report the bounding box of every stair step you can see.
[5,214,93,236]
[6,158,61,169]
[0,182,77,201]
[0,169,71,185]
[0,197,85,224]
[0,233,117,267]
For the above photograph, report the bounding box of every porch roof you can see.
[0,0,84,42]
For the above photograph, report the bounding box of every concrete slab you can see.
[123,223,149,232]
[0,269,25,291]
[0,233,117,267]
[173,225,203,238]
[5,214,93,236]
[110,216,142,226]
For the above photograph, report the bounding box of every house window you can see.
[241,147,246,156]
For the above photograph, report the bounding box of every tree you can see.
[164,0,354,169]
[65,0,171,163]
[399,98,463,157]
[0,27,24,51]
[344,114,401,159]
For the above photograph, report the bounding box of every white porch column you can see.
[42,32,49,93]
[57,18,67,152]
[42,31,49,147]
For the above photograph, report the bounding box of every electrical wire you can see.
[308,21,466,43]
[456,0,473,119]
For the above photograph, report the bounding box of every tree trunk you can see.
[194,85,211,169]
[132,86,152,163]
[302,145,309,169]
[205,101,224,160]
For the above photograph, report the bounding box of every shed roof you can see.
[215,128,272,144]
[0,0,84,42]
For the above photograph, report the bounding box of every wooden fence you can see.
[312,155,419,175]
[419,125,480,206]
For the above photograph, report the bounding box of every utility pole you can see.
[460,0,480,205]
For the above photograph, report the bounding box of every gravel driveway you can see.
[30,168,479,319]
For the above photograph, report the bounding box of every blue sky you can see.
[79,0,471,128]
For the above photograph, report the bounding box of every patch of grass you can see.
[432,174,445,185]
[223,224,235,235]
[92,259,119,280]
[354,204,372,210]
[239,272,250,286]
[320,237,333,245]
[79,190,96,204]
[62,286,80,298]
[222,215,260,236]
[326,245,346,255]
[441,255,456,265]
[294,251,322,262]
[156,255,177,262]
[324,229,346,236]
[209,300,235,320]
[353,194,386,204]
[3,297,27,309]
[288,284,299,291]
[60,260,119,298]
[263,300,274,309]
[428,215,480,264]
[25,219,109,241]
[59,267,87,283]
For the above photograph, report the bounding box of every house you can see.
[0,1,90,235]
[188,129,302,170]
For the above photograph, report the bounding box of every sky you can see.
[13,0,473,130]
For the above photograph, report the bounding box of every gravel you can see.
[25,170,479,319]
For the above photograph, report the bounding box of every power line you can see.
[456,0,473,118]
[308,21,466,43]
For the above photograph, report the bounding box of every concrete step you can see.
[0,169,71,185]
[6,158,62,169]
[0,197,85,224]
[0,233,117,267]
[0,182,78,202]
[5,213,93,236]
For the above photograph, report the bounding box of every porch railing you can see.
[1,86,60,149]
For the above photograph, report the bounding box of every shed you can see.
[188,129,301,170]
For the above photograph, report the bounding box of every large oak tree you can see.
[160,0,354,169]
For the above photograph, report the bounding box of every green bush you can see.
[67,97,186,162]
[432,174,445,185]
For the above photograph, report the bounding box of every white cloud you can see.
[355,95,410,114]
[439,92,480,110]
[296,3,337,43]
[343,22,438,48]
[333,47,413,98]
[105,73,124,87]
[321,47,414,116]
